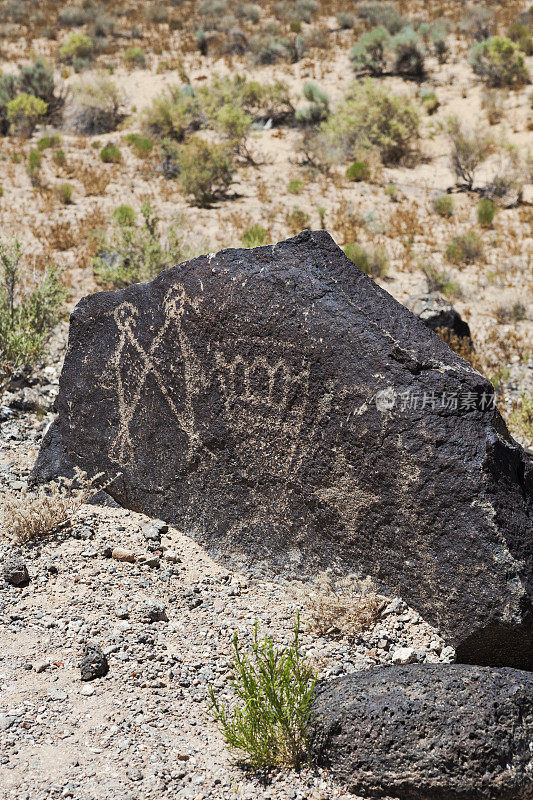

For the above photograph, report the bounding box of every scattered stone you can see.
[80,643,109,681]
[391,646,418,665]
[139,601,168,623]
[3,557,29,586]
[47,687,68,701]
[111,547,135,563]
[33,231,533,669]
[310,665,533,799]
[127,766,143,782]
[34,659,50,673]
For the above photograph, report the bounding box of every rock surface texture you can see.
[31,231,533,669]
[309,664,533,800]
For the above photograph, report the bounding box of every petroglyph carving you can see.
[109,285,206,466]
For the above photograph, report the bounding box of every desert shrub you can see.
[477,198,495,227]
[357,2,405,34]
[320,80,420,166]
[495,302,527,324]
[350,26,390,75]
[6,93,47,136]
[470,36,529,88]
[57,182,73,204]
[249,30,295,65]
[37,133,61,150]
[287,207,310,234]
[446,116,493,190]
[390,26,425,77]
[484,141,523,205]
[1,469,106,544]
[346,160,370,181]
[288,178,303,194]
[53,148,66,167]
[0,236,66,369]
[125,132,154,157]
[336,11,355,29]
[140,86,201,141]
[507,394,533,446]
[212,103,252,159]
[17,59,55,104]
[420,89,439,115]
[59,32,94,63]
[113,204,136,226]
[295,81,329,124]
[508,22,533,56]
[26,148,42,184]
[276,0,317,24]
[124,46,146,68]
[305,572,383,640]
[481,89,505,125]
[460,6,494,42]
[64,75,122,134]
[343,242,388,277]
[422,263,462,299]
[145,3,168,24]
[242,224,269,247]
[236,3,260,23]
[57,5,95,27]
[175,138,234,206]
[433,194,454,218]
[100,143,121,163]
[209,617,316,769]
[0,73,17,135]
[430,21,449,63]
[446,230,483,264]
[93,200,182,288]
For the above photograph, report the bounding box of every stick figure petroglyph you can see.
[109,285,206,466]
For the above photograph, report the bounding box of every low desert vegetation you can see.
[0,469,106,544]
[209,616,316,768]
[343,242,389,278]
[0,236,66,372]
[64,75,122,134]
[305,572,384,640]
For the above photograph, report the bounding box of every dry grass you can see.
[1,469,107,544]
[303,571,385,641]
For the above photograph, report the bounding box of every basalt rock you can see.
[309,664,533,799]
[31,231,533,668]
[406,292,472,341]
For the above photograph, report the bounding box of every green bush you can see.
[446,230,483,264]
[140,86,201,141]
[390,26,425,77]
[357,2,405,34]
[64,75,122,134]
[53,147,66,166]
[59,33,94,63]
[124,46,146,68]
[57,183,73,204]
[27,149,42,185]
[176,137,234,206]
[508,22,533,56]
[93,200,182,289]
[209,617,316,769]
[477,198,496,227]
[288,178,303,194]
[113,204,136,227]
[0,73,17,135]
[37,133,61,150]
[100,143,121,163]
[320,80,420,165]
[346,160,370,182]
[242,224,269,247]
[433,194,454,218]
[350,26,390,75]
[422,262,462,299]
[470,36,529,87]
[125,133,154,157]
[0,237,66,370]
[17,59,55,104]
[420,89,439,114]
[6,93,48,137]
[343,242,388,278]
[295,82,330,124]
[336,11,355,29]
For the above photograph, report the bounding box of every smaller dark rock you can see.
[406,292,471,340]
[80,644,109,681]
[3,557,29,586]
[140,601,168,624]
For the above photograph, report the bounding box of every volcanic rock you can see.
[31,231,533,668]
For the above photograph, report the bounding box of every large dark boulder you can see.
[31,231,533,668]
[309,664,533,799]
